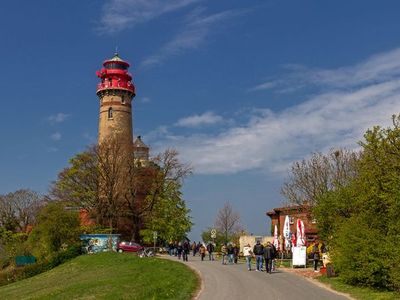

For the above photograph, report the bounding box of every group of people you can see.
[168,241,190,261]
[168,241,216,262]
[219,243,240,265]
[243,240,277,273]
[168,240,278,274]
[168,239,326,274]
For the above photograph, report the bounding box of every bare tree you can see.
[281,148,360,207]
[214,202,243,243]
[0,189,44,232]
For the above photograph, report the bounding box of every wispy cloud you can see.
[140,9,245,68]
[97,0,200,34]
[47,113,69,124]
[150,47,400,175]
[175,111,224,128]
[140,96,151,103]
[50,132,62,141]
[251,48,400,93]
[46,147,58,153]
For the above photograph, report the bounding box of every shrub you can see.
[0,245,82,286]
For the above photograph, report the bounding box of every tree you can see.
[0,189,43,232]
[201,227,225,248]
[27,202,80,259]
[51,140,193,242]
[281,148,359,207]
[312,115,400,290]
[122,149,192,241]
[51,137,128,229]
[214,202,243,243]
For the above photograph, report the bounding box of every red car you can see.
[117,241,144,253]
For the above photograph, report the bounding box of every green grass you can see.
[318,276,400,300]
[0,252,199,300]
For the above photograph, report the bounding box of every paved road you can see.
[165,255,349,300]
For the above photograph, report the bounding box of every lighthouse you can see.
[96,53,135,146]
[96,53,149,162]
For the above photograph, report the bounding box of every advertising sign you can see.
[292,246,307,267]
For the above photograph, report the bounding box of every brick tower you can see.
[96,53,135,145]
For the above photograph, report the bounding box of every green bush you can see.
[332,216,391,288]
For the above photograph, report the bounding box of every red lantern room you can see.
[96,52,135,96]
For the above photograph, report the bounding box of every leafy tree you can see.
[0,228,29,268]
[201,227,225,248]
[312,115,400,290]
[27,202,80,259]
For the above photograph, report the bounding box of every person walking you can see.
[199,244,206,261]
[177,242,183,260]
[227,243,234,264]
[253,240,264,271]
[168,241,174,256]
[221,243,228,265]
[312,242,320,272]
[183,241,190,261]
[191,241,197,256]
[243,243,253,271]
[263,241,276,274]
[207,242,215,261]
[196,242,202,256]
[233,243,239,264]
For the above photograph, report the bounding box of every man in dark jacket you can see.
[253,240,264,271]
[182,241,190,261]
[206,242,215,261]
[263,242,275,274]
[233,244,239,264]
[227,243,234,264]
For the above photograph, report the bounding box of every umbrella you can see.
[296,219,306,247]
[273,224,280,250]
[283,215,291,250]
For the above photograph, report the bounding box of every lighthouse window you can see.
[121,97,125,104]
[108,107,113,119]
[105,63,127,70]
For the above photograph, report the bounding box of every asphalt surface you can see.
[164,255,350,300]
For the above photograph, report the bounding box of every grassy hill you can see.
[0,252,199,300]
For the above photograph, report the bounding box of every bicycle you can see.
[138,248,155,258]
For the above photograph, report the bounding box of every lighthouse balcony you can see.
[96,81,135,93]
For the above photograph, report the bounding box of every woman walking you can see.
[243,243,253,271]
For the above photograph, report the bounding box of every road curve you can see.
[164,255,350,300]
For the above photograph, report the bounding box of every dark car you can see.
[117,241,144,253]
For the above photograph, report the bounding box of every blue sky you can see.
[2,0,400,240]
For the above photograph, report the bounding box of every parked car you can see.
[117,241,144,253]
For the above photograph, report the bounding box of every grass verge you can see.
[318,276,400,300]
[0,252,199,300]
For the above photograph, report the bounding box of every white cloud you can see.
[176,111,224,127]
[97,0,200,34]
[47,113,69,124]
[150,47,400,175]
[140,9,244,68]
[50,132,62,141]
